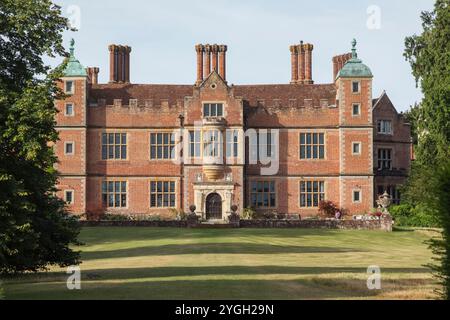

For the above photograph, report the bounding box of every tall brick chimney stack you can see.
[211,44,219,72]
[204,45,211,79]
[332,53,352,81]
[86,67,100,84]
[303,43,314,84]
[195,44,204,85]
[298,41,305,83]
[218,45,227,81]
[290,41,313,84]
[290,45,299,84]
[108,44,132,83]
[196,44,228,84]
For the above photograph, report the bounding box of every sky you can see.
[51,0,435,112]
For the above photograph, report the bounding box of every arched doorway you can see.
[206,193,222,220]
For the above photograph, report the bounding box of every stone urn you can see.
[376,191,392,217]
[187,205,199,226]
[228,205,240,225]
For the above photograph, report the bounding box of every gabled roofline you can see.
[372,90,400,115]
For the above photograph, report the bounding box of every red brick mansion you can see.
[55,39,412,220]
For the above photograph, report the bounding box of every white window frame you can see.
[352,81,361,94]
[352,103,361,116]
[64,141,75,156]
[203,102,224,118]
[352,189,362,203]
[377,120,393,135]
[352,142,362,155]
[65,80,75,94]
[64,103,75,116]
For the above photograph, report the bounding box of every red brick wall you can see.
[53,69,409,217]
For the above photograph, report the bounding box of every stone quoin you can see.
[54,39,412,220]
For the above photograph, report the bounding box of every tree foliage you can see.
[0,0,80,274]
[404,0,450,299]
[404,0,450,164]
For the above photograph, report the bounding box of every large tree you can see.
[0,0,80,274]
[404,0,450,298]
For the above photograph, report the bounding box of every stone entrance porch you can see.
[193,182,235,221]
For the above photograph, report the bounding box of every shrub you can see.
[242,207,256,220]
[318,201,345,219]
[102,214,130,222]
[390,204,439,228]
[263,211,277,220]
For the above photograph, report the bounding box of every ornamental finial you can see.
[69,38,75,56]
[351,38,357,59]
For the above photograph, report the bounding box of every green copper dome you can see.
[337,39,373,79]
[63,39,87,77]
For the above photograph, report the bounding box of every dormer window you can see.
[203,103,223,118]
[65,80,74,94]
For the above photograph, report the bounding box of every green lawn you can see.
[1,227,440,300]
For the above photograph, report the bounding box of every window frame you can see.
[188,130,202,159]
[64,141,75,156]
[101,132,128,160]
[150,132,176,160]
[352,189,362,203]
[102,181,128,208]
[377,120,393,135]
[203,102,224,118]
[377,148,393,170]
[352,142,362,156]
[64,102,75,116]
[299,132,326,160]
[352,103,361,116]
[150,180,177,208]
[203,129,222,158]
[249,180,277,208]
[226,129,240,158]
[352,81,361,94]
[299,180,325,208]
[65,80,75,94]
[64,190,74,205]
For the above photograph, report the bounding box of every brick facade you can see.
[55,41,412,219]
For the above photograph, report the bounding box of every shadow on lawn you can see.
[78,265,431,280]
[5,276,433,300]
[81,243,360,260]
[79,227,350,245]
[4,265,430,283]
